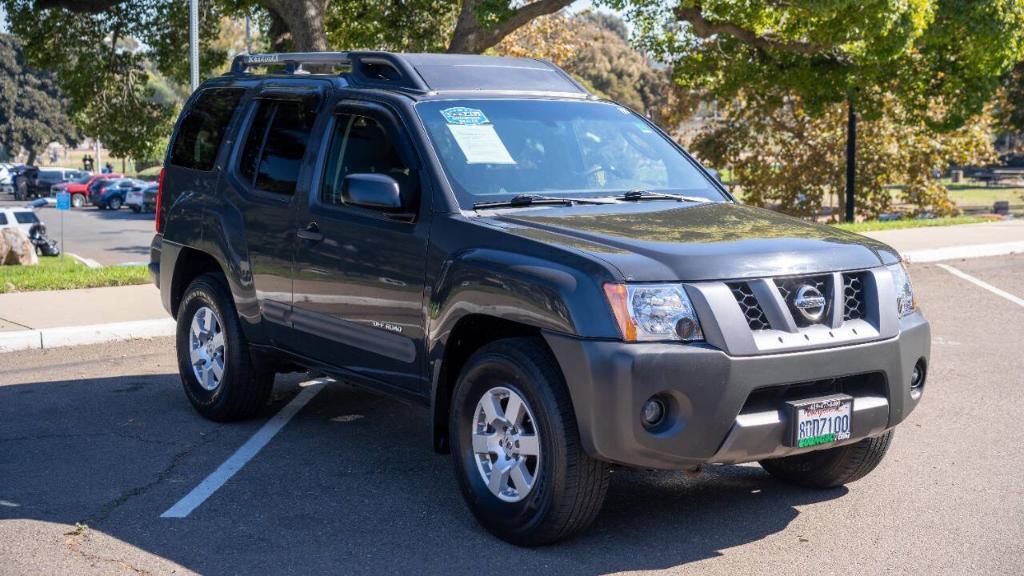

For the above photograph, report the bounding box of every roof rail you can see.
[229,51,429,92]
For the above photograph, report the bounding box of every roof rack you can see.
[228,51,591,97]
[230,51,430,92]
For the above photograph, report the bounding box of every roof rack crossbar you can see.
[229,51,430,92]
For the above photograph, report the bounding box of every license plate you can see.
[785,394,853,448]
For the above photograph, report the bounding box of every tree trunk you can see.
[845,98,857,223]
[27,150,37,166]
[261,0,330,52]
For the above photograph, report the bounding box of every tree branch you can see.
[675,4,826,56]
[448,0,574,54]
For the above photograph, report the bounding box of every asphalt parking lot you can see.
[1,255,1022,575]
[0,198,154,266]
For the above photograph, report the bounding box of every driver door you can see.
[289,102,430,394]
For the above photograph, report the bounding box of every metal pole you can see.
[245,12,252,54]
[189,0,199,91]
[844,98,857,223]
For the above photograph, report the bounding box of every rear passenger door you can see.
[223,84,325,343]
[289,101,430,393]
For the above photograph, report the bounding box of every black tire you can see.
[71,194,85,208]
[449,338,609,546]
[759,429,894,488]
[130,205,141,213]
[176,273,274,421]
[108,196,122,210]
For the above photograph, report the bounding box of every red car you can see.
[55,173,123,207]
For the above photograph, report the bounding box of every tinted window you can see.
[238,99,317,195]
[14,212,39,224]
[170,87,245,171]
[321,114,413,206]
[0,214,7,225]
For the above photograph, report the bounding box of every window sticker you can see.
[441,107,490,126]
[447,124,517,164]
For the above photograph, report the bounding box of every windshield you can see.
[73,174,92,184]
[416,99,726,208]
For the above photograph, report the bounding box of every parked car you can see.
[61,172,122,208]
[36,167,88,196]
[152,52,930,546]
[0,207,42,236]
[125,183,158,213]
[0,163,17,194]
[90,178,145,210]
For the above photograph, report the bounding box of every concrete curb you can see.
[0,318,175,353]
[66,253,103,269]
[902,241,1024,264]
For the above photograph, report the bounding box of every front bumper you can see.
[544,312,929,470]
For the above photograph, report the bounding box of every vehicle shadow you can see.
[0,372,847,575]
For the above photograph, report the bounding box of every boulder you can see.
[0,227,38,266]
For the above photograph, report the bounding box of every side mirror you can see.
[342,173,402,210]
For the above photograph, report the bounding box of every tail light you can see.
[155,168,165,233]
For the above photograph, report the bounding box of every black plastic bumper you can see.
[543,313,930,470]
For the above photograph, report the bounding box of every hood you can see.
[483,202,900,281]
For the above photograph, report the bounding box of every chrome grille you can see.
[842,273,866,321]
[728,282,771,330]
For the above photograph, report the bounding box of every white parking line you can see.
[160,380,327,518]
[936,264,1024,308]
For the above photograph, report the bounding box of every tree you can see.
[614,0,1024,219]
[0,33,77,164]
[691,93,995,219]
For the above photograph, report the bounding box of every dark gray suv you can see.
[150,51,929,545]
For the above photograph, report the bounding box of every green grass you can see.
[833,215,1002,233]
[0,257,149,294]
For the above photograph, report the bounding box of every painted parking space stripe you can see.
[160,380,327,518]
[936,264,1024,309]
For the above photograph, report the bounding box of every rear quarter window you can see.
[14,212,39,224]
[170,87,246,171]
[0,214,7,225]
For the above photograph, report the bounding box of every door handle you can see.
[297,222,324,243]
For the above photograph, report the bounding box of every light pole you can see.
[189,0,199,91]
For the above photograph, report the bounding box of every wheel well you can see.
[432,314,547,454]
[170,248,224,319]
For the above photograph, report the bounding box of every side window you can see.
[0,214,7,225]
[321,114,413,207]
[170,87,245,171]
[238,99,317,196]
[14,212,39,224]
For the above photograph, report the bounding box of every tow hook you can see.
[684,465,702,477]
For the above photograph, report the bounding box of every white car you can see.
[0,207,42,236]
[125,183,158,213]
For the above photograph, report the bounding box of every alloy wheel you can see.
[188,306,226,391]
[472,386,541,502]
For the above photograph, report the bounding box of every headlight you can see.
[603,283,703,342]
[888,262,917,317]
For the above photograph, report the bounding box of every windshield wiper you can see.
[473,194,612,210]
[619,190,713,203]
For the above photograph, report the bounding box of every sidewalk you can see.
[0,284,173,352]
[0,219,1021,352]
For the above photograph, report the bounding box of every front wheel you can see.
[176,273,274,421]
[450,338,609,546]
[759,429,894,488]
[71,194,85,208]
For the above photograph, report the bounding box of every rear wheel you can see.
[450,338,609,546]
[130,205,141,213]
[108,196,122,210]
[759,429,894,488]
[176,273,274,421]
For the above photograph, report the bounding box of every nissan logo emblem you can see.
[793,285,827,322]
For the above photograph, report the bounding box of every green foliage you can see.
[1,0,225,161]
[325,0,458,52]
[0,257,149,293]
[0,34,77,163]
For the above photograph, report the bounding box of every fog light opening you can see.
[911,360,926,389]
[641,397,667,430]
